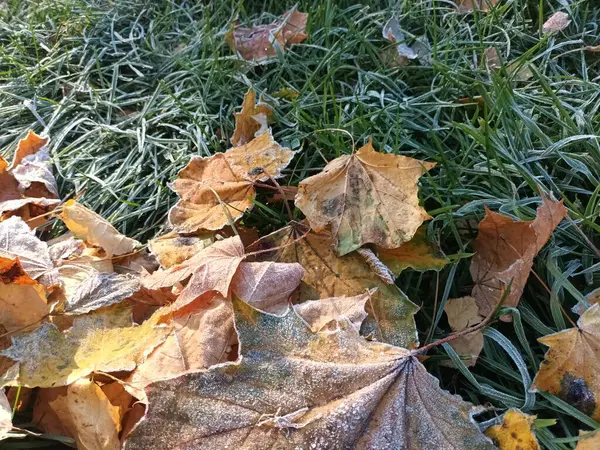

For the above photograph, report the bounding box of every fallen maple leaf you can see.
[124,298,495,449]
[376,225,448,276]
[47,235,84,263]
[576,430,600,449]
[293,291,370,332]
[0,216,57,285]
[471,194,567,319]
[168,131,294,233]
[443,296,484,367]
[295,139,435,256]
[231,88,273,146]
[249,223,418,348]
[59,200,141,257]
[542,11,571,34]
[226,10,308,63]
[0,305,170,388]
[532,304,600,421]
[34,379,121,450]
[148,232,214,269]
[0,257,49,333]
[485,409,540,450]
[11,142,58,197]
[12,130,49,167]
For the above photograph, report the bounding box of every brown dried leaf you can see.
[0,305,170,388]
[12,144,58,197]
[293,291,370,332]
[231,88,273,146]
[455,0,498,12]
[128,295,235,398]
[124,299,495,450]
[148,232,214,269]
[376,226,448,276]
[532,304,600,421]
[249,224,418,348]
[585,45,600,52]
[295,140,435,256]
[471,195,567,319]
[59,200,141,256]
[485,409,540,450]
[542,12,571,34]
[0,256,49,333]
[227,10,308,63]
[0,216,57,285]
[12,130,49,167]
[443,296,484,368]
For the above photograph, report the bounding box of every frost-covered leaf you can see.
[12,130,48,167]
[471,194,567,319]
[376,226,448,276]
[0,256,49,333]
[0,216,56,285]
[249,223,418,348]
[168,132,294,233]
[295,140,435,256]
[63,272,140,315]
[231,88,273,146]
[542,11,571,34]
[59,200,140,256]
[532,304,600,421]
[293,291,370,332]
[125,299,495,450]
[485,409,540,450]
[382,18,417,67]
[226,10,308,63]
[0,306,170,388]
[12,146,58,197]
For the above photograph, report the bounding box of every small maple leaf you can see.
[124,298,495,450]
[226,10,308,63]
[248,223,419,348]
[443,296,484,367]
[470,194,567,319]
[532,304,600,421]
[231,88,273,146]
[295,140,435,256]
[168,131,294,233]
[485,409,540,450]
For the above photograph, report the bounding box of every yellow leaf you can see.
[249,223,418,348]
[532,304,600,421]
[125,299,495,450]
[226,10,308,63]
[0,305,170,388]
[168,132,293,233]
[471,194,567,319]
[485,409,540,450]
[376,226,448,276]
[148,231,214,269]
[0,256,49,334]
[295,140,435,256]
[443,296,484,367]
[231,88,273,146]
[59,200,140,256]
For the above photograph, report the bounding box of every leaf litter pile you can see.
[0,7,598,450]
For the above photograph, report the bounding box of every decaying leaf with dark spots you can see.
[485,409,540,450]
[148,232,214,269]
[226,10,308,63]
[231,88,273,146]
[471,194,567,319]
[532,304,600,421]
[376,225,448,276]
[124,299,495,450]
[295,140,435,256]
[0,305,170,388]
[248,223,418,348]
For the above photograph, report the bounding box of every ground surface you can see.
[0,0,599,448]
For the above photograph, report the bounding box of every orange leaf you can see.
[231,88,273,146]
[485,409,540,450]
